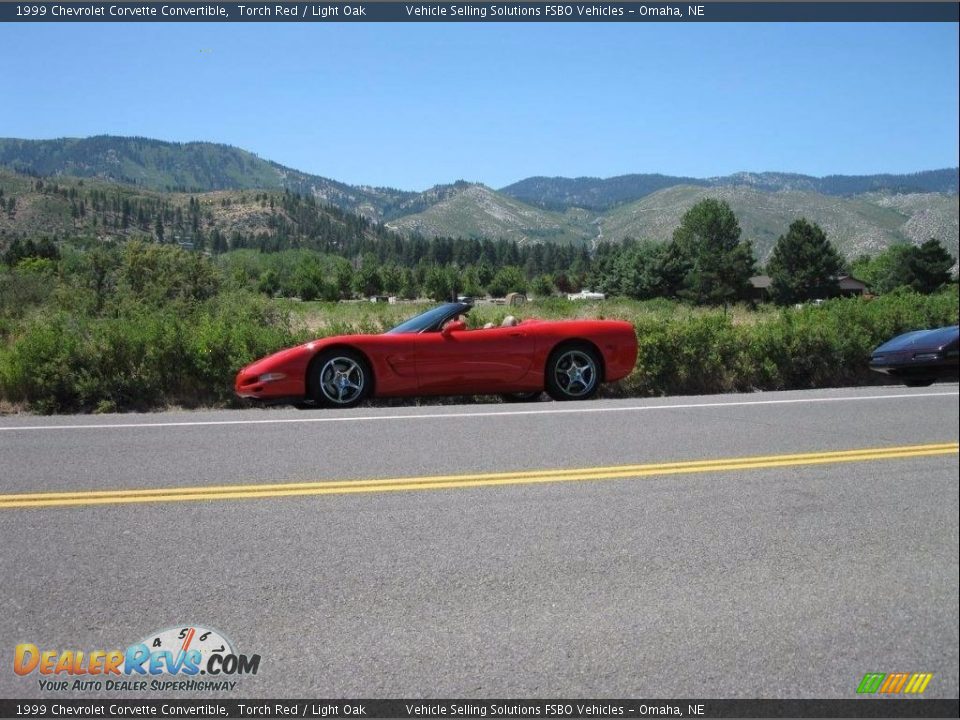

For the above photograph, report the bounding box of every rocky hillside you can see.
[502,169,958,211]
[385,184,594,245]
[385,181,958,263]
[0,136,416,222]
[0,169,400,252]
[1,136,956,263]
[600,185,959,262]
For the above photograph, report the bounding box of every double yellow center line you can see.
[0,443,955,510]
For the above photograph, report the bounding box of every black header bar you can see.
[1,699,959,718]
[1,2,957,22]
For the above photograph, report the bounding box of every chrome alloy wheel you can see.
[553,349,597,398]
[319,355,365,405]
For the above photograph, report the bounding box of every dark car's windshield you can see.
[877,325,960,352]
[386,303,471,334]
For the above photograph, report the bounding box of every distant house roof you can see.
[750,274,868,292]
[837,275,868,291]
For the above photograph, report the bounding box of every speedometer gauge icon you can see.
[138,625,234,668]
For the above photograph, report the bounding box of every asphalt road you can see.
[1,384,957,699]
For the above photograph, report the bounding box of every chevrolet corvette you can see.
[235,302,638,408]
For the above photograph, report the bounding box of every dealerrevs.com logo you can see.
[14,625,261,692]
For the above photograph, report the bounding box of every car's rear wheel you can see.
[903,377,935,388]
[545,343,601,401]
[309,349,371,408]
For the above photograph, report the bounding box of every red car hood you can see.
[239,334,373,375]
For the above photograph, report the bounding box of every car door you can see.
[413,324,535,395]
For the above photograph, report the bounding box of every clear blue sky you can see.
[1,22,957,190]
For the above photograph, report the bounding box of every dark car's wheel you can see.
[308,349,371,408]
[545,343,601,401]
[903,377,935,388]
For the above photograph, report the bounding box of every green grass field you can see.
[290,297,781,335]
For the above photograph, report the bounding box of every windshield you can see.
[877,325,960,352]
[386,303,470,335]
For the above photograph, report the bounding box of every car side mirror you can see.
[442,320,467,336]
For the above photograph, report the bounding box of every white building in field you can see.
[567,290,606,301]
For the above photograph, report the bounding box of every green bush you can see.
[627,314,750,396]
[0,268,58,320]
[622,287,958,397]
[0,291,306,413]
[0,278,955,412]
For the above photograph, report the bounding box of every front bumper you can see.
[869,351,959,379]
[235,347,312,399]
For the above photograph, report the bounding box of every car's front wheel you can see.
[903,377,935,388]
[545,343,601,401]
[309,349,371,408]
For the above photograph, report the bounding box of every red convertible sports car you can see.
[235,302,638,408]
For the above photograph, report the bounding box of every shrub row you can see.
[622,288,958,396]
[0,292,307,413]
[0,287,955,413]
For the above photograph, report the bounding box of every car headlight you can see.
[258,372,287,382]
[913,353,940,361]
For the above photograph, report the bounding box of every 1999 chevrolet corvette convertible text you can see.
[235,302,638,408]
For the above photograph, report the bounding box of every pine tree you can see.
[767,219,843,304]
[903,239,955,294]
[670,199,755,305]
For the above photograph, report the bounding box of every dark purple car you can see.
[869,325,960,387]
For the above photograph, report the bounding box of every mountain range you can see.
[0,135,956,263]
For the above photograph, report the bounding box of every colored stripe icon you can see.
[857,672,933,694]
